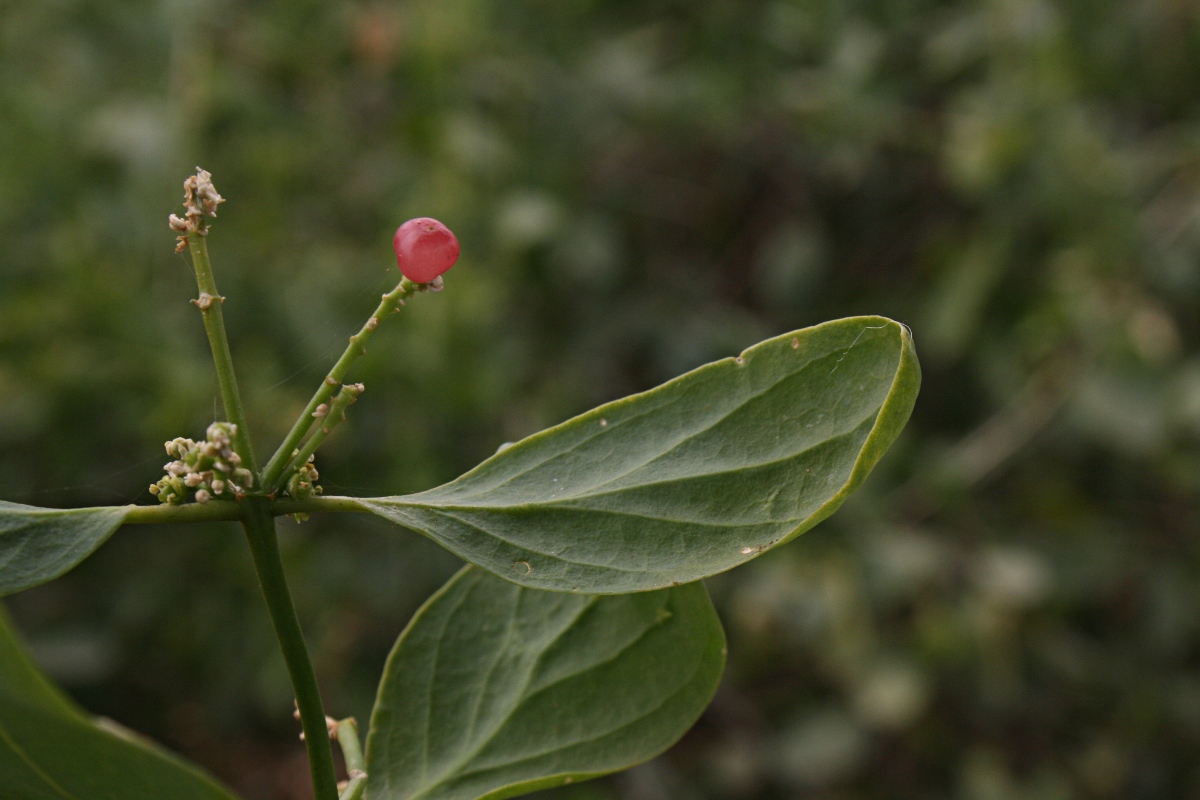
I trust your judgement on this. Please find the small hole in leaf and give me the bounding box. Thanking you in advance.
[791,338,800,349]
[514,560,532,575]
[599,418,608,427]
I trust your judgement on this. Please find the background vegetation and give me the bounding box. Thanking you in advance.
[3,0,1200,797]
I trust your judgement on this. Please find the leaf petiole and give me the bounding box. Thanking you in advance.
[112,496,365,526]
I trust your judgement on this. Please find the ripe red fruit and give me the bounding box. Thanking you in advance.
[393,218,460,283]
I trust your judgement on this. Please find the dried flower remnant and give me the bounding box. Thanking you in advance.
[168,167,225,252]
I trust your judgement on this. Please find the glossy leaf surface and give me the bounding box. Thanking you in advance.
[0,502,128,597]
[365,566,725,800]
[0,606,241,800]
[356,316,919,592]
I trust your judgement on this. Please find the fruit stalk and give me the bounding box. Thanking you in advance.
[259,278,417,490]
[276,383,364,487]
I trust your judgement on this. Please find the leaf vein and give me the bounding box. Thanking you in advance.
[0,715,80,800]
[409,597,675,799]
[414,401,878,511]
[451,646,708,781]
[424,344,841,503]
[415,509,651,574]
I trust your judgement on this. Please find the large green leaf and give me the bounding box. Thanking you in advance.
[0,502,129,597]
[354,316,919,592]
[365,566,725,800]
[0,605,241,800]
[0,607,79,720]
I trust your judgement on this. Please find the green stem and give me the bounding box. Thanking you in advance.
[123,502,243,524]
[260,277,419,491]
[277,383,363,487]
[185,232,259,480]
[240,497,338,800]
[273,496,368,516]
[336,717,365,774]
[118,495,368,525]
[339,776,367,800]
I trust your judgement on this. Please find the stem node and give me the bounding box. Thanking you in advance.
[191,292,224,311]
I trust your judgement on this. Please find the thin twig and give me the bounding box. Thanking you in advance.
[259,278,420,490]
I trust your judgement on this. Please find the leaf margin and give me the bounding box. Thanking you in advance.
[0,501,132,597]
[0,603,243,800]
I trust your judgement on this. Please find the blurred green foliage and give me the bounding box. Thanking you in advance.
[3,0,1200,797]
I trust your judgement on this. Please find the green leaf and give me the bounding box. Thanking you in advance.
[0,605,241,800]
[365,566,725,800]
[354,316,919,592]
[0,606,79,721]
[0,502,129,597]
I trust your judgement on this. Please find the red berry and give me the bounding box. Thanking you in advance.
[393,218,460,283]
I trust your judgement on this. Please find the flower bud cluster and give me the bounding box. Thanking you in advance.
[284,454,323,522]
[149,422,253,505]
[168,167,225,253]
[287,456,322,501]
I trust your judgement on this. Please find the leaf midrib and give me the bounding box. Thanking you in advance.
[412,509,651,573]
[458,587,523,747]
[387,410,877,517]
[415,642,705,800]
[417,585,473,787]
[415,337,860,504]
